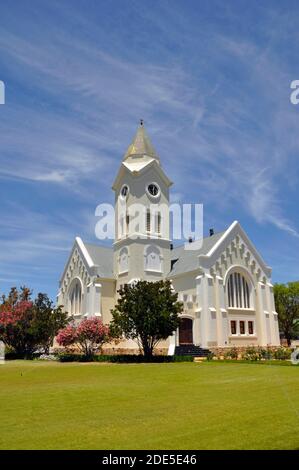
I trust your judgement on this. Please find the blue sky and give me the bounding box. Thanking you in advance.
[0,0,299,301]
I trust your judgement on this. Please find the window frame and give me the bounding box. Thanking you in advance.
[230,320,237,335]
[69,279,82,316]
[239,320,245,335]
[227,271,251,309]
[248,320,254,335]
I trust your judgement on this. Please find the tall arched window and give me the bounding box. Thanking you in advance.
[227,272,250,308]
[69,279,82,315]
[144,245,162,272]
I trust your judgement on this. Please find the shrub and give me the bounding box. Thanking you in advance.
[57,317,111,356]
[243,346,262,361]
[56,353,194,363]
[273,347,292,360]
[38,354,57,361]
[206,352,215,361]
[224,347,238,359]
[56,353,91,362]
[4,351,40,360]
[260,347,273,360]
[238,346,291,361]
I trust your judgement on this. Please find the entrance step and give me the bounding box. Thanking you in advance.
[175,344,212,357]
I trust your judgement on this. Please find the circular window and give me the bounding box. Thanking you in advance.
[120,184,129,199]
[147,182,160,198]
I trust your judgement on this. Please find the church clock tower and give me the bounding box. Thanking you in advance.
[112,121,173,289]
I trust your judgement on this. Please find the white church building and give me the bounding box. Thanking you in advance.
[57,122,280,354]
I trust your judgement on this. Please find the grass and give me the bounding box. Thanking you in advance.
[0,360,299,450]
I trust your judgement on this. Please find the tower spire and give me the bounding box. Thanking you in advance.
[123,121,160,162]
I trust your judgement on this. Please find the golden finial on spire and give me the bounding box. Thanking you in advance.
[140,118,144,126]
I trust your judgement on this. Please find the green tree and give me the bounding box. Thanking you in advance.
[110,280,183,358]
[31,293,69,353]
[274,281,299,346]
[0,287,69,356]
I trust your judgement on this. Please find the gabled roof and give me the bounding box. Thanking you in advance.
[169,221,272,278]
[169,231,225,277]
[84,242,114,279]
[60,237,115,284]
[198,221,271,275]
[60,237,114,282]
[112,156,172,190]
[123,122,160,162]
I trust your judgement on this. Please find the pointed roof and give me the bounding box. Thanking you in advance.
[123,120,160,162]
[113,120,171,190]
[168,231,226,277]
[167,221,272,278]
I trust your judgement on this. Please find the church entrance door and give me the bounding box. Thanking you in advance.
[179,318,193,345]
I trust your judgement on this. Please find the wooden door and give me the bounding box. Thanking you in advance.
[179,318,193,345]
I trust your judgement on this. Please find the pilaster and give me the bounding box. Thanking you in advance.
[256,281,268,346]
[196,272,215,348]
[87,281,102,317]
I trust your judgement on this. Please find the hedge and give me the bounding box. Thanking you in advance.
[4,351,41,360]
[222,346,292,361]
[56,353,194,363]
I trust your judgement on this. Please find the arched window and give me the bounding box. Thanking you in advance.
[227,272,250,308]
[144,245,162,272]
[69,279,82,315]
[119,247,129,273]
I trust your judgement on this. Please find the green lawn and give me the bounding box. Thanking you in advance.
[0,360,299,449]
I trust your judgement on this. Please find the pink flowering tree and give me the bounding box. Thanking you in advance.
[0,300,34,354]
[57,317,111,356]
[0,287,68,356]
[56,324,77,349]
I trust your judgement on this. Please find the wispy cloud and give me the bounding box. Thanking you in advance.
[0,0,299,297]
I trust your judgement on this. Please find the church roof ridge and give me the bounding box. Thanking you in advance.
[171,230,226,252]
[84,241,113,251]
[168,230,227,277]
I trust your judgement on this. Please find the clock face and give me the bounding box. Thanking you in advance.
[120,184,129,198]
[147,183,160,197]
